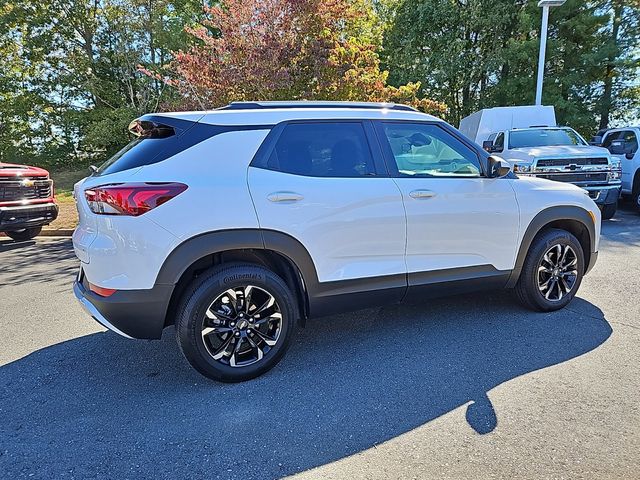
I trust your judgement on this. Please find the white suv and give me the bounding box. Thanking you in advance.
[72,101,601,382]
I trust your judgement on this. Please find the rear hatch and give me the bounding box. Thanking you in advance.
[72,113,205,263]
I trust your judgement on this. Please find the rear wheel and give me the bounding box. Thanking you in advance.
[600,202,617,220]
[175,263,297,382]
[5,226,42,241]
[515,228,584,312]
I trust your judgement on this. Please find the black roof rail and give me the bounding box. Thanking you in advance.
[218,101,418,112]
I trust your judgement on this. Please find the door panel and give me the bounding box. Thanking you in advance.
[375,121,520,276]
[248,121,407,285]
[394,176,520,273]
[249,167,406,283]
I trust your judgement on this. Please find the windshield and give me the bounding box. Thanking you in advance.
[509,128,586,149]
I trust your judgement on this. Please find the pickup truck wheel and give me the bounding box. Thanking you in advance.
[515,228,584,312]
[633,187,640,213]
[175,263,296,382]
[5,226,42,241]
[600,203,617,220]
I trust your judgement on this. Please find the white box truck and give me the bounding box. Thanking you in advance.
[459,105,622,219]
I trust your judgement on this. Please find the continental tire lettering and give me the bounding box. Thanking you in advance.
[223,273,264,283]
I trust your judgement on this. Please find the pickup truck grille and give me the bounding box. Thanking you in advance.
[536,172,608,183]
[536,157,608,167]
[0,178,52,203]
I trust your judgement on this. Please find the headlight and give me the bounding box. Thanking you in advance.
[513,163,532,173]
[609,158,622,180]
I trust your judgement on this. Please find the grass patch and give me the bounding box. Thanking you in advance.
[48,200,78,230]
[43,168,89,230]
[51,168,89,199]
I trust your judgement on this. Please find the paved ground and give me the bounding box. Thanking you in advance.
[1,206,639,480]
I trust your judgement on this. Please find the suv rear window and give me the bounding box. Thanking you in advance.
[265,122,375,177]
[95,115,228,176]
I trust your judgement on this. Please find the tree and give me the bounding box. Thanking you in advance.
[383,0,529,125]
[598,0,640,129]
[0,0,204,168]
[166,0,445,114]
[382,0,639,134]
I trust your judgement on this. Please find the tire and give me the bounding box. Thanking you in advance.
[600,203,617,220]
[633,185,640,214]
[175,263,297,382]
[514,228,585,312]
[5,226,42,241]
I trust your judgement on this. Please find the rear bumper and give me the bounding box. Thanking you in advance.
[0,202,58,230]
[73,269,173,339]
[584,185,621,206]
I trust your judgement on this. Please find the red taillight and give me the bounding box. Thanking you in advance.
[88,282,117,297]
[84,182,187,216]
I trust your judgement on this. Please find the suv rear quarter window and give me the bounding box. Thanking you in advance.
[94,115,240,176]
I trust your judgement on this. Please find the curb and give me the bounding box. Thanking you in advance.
[0,229,74,239]
[40,229,74,237]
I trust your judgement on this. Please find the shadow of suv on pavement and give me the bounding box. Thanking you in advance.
[0,293,611,479]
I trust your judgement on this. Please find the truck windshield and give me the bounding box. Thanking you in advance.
[509,128,586,149]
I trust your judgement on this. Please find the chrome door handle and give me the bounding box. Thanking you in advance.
[409,190,437,199]
[267,192,304,202]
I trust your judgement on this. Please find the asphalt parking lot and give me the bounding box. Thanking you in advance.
[1,207,639,480]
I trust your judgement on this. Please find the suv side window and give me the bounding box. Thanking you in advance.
[265,122,375,177]
[378,122,481,177]
[494,132,505,151]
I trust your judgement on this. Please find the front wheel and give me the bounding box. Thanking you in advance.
[175,263,297,382]
[5,226,42,241]
[515,228,585,312]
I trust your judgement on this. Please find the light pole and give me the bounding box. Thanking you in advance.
[535,0,566,105]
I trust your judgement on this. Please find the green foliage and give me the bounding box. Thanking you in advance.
[0,0,638,169]
[0,0,205,169]
[383,0,640,135]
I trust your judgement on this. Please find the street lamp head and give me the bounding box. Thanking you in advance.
[537,0,566,7]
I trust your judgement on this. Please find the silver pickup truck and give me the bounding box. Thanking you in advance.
[481,126,622,219]
[460,107,623,220]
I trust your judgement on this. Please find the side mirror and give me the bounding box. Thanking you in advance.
[487,155,512,178]
[482,140,494,153]
[627,152,634,160]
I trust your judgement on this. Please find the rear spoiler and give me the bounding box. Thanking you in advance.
[128,119,175,139]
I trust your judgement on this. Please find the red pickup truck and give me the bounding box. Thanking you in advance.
[0,162,58,241]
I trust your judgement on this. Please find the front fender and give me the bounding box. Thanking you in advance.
[506,206,597,288]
